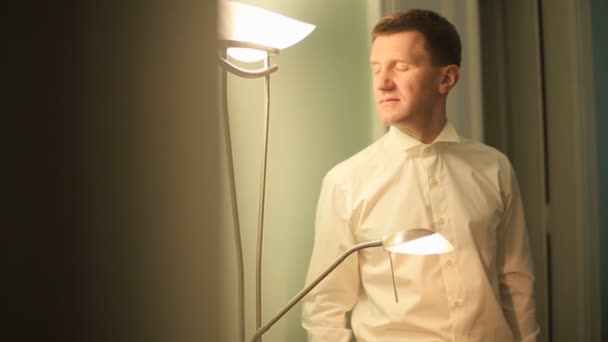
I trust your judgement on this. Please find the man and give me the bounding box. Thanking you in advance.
[302,9,539,342]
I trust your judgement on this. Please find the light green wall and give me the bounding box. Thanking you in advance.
[220,1,375,341]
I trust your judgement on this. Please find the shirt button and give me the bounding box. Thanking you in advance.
[429,177,438,187]
[446,259,454,266]
[438,217,446,225]
[425,146,434,153]
[454,300,462,307]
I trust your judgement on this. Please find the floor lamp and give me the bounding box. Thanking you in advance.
[218,2,315,342]
[250,228,455,342]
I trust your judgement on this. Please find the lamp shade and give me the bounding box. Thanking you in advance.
[218,1,316,62]
[383,228,454,255]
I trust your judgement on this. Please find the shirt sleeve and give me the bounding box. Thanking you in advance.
[302,172,360,342]
[497,165,540,341]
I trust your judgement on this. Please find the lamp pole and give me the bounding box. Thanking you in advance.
[218,41,279,342]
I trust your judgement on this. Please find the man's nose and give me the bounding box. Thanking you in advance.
[375,70,394,91]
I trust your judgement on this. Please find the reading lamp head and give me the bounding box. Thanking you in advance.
[382,228,454,255]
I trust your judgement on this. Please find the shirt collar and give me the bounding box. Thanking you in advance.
[386,121,461,152]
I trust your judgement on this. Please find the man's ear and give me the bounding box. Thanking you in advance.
[438,65,460,95]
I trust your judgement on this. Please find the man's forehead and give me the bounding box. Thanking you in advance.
[370,31,428,61]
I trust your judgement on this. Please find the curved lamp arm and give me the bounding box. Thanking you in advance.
[217,56,279,78]
[218,39,279,78]
[249,239,382,342]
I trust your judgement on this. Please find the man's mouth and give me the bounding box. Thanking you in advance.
[380,98,399,104]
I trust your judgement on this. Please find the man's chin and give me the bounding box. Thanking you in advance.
[379,114,407,126]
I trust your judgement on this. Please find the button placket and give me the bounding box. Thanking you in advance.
[424,146,466,335]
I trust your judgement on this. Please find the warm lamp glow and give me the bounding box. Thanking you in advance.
[385,232,454,255]
[218,1,316,62]
[226,47,268,64]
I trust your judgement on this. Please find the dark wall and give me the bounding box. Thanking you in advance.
[7,1,220,341]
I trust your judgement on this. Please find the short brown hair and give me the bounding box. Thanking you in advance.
[372,9,461,67]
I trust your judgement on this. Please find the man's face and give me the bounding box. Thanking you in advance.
[370,31,444,128]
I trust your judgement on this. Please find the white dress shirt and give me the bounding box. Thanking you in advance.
[302,122,539,342]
